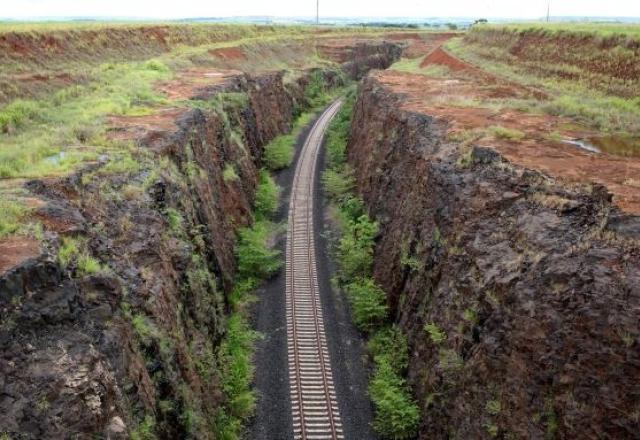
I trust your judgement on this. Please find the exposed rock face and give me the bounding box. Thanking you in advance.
[0,35,402,436]
[347,75,640,439]
[340,42,404,79]
[0,68,339,439]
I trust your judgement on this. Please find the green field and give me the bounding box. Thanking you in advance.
[478,22,640,39]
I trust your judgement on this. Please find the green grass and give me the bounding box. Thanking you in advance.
[488,125,526,141]
[0,199,28,239]
[446,29,640,134]
[390,57,451,77]
[77,253,103,275]
[480,22,640,39]
[223,164,240,182]
[58,237,80,267]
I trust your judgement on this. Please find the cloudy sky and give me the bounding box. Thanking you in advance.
[3,0,639,19]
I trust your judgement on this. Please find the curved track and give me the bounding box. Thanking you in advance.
[286,99,344,440]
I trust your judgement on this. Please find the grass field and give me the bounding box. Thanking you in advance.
[479,22,640,39]
[445,24,640,134]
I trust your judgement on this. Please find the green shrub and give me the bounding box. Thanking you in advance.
[368,327,420,439]
[325,95,420,439]
[214,307,259,439]
[305,70,329,107]
[235,221,281,279]
[337,213,378,281]
[325,90,355,168]
[130,414,157,440]
[263,134,295,170]
[344,278,388,332]
[323,166,356,200]
[254,169,280,219]
[424,322,447,344]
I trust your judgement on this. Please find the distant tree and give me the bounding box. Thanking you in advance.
[473,18,489,25]
[446,23,458,30]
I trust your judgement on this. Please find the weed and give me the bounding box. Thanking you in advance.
[222,164,239,182]
[0,100,39,133]
[322,166,356,200]
[235,221,281,280]
[77,253,102,275]
[484,422,499,438]
[254,169,280,220]
[144,59,168,72]
[489,125,525,141]
[337,212,378,281]
[58,237,80,267]
[456,147,475,168]
[130,414,157,440]
[438,348,464,372]
[165,208,184,235]
[100,152,142,176]
[486,399,502,416]
[0,199,28,239]
[131,313,157,345]
[368,327,420,439]
[424,322,447,344]
[344,278,388,332]
[463,307,478,324]
[263,133,295,170]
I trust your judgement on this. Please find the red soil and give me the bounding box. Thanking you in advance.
[209,47,246,60]
[420,46,472,71]
[375,64,640,214]
[0,236,40,273]
[156,68,243,101]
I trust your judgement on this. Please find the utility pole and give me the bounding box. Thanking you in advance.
[546,0,551,22]
[316,0,319,25]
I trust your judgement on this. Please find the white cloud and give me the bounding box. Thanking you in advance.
[3,0,640,19]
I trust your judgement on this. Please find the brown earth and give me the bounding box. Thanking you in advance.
[208,46,247,60]
[384,48,640,214]
[420,46,473,71]
[0,236,40,273]
[464,27,640,97]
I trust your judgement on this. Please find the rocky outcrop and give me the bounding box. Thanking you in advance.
[347,75,640,439]
[0,68,342,439]
[340,41,404,79]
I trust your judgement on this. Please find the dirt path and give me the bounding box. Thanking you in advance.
[249,102,377,439]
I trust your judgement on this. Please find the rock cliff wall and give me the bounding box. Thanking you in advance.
[347,75,640,439]
[0,68,335,439]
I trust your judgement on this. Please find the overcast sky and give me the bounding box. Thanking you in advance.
[3,0,640,19]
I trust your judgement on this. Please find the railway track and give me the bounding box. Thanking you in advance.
[286,99,344,440]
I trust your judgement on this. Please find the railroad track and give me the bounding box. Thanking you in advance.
[286,99,344,440]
